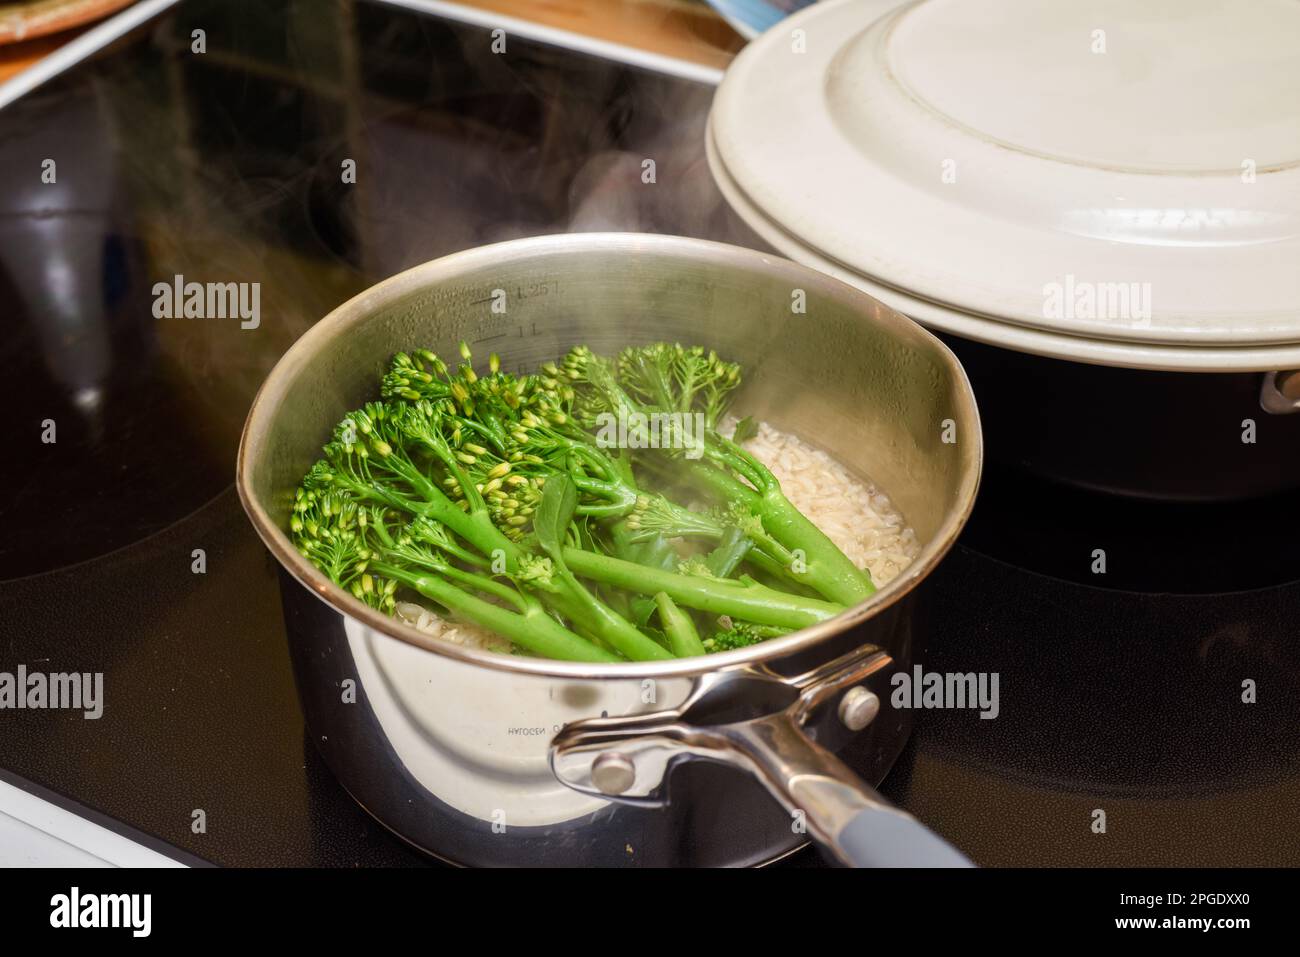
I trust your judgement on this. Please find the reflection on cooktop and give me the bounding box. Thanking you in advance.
[962,463,1300,593]
[0,0,734,579]
[919,547,1300,797]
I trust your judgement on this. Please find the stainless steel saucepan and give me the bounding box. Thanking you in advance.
[236,233,982,867]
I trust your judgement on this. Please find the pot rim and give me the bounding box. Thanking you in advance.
[235,232,983,680]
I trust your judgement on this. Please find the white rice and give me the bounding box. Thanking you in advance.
[397,420,919,654]
[395,600,515,655]
[739,420,919,587]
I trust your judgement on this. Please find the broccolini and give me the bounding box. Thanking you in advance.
[290,341,875,662]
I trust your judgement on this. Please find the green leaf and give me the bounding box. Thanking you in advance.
[705,525,753,578]
[575,516,597,552]
[534,474,578,557]
[732,416,758,444]
[631,596,658,628]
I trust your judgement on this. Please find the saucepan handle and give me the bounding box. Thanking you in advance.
[721,713,973,868]
[549,644,970,867]
[1260,370,1300,414]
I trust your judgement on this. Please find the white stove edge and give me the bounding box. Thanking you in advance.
[0,0,723,112]
[0,779,187,868]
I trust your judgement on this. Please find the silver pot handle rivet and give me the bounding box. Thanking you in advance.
[838,687,881,731]
[591,752,637,795]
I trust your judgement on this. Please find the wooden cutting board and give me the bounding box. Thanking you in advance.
[0,0,139,83]
[0,0,744,85]
[447,0,743,68]
[0,0,135,44]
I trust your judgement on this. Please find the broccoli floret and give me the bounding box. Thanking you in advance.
[701,616,793,653]
[703,622,765,653]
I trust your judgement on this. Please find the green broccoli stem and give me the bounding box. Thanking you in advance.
[370,473,666,659]
[605,521,676,628]
[704,525,752,578]
[638,455,874,605]
[632,431,755,499]
[548,564,675,661]
[734,542,809,589]
[571,475,638,517]
[561,547,844,630]
[340,455,504,564]
[432,514,672,661]
[370,562,619,663]
[362,450,518,571]
[755,489,876,604]
[568,346,873,605]
[421,511,667,660]
[654,592,706,657]
[709,435,876,605]
[415,556,528,612]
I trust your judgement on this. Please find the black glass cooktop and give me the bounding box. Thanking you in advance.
[1,0,1297,867]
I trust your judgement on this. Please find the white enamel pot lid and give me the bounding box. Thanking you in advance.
[710,0,1300,368]
[709,118,1300,371]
